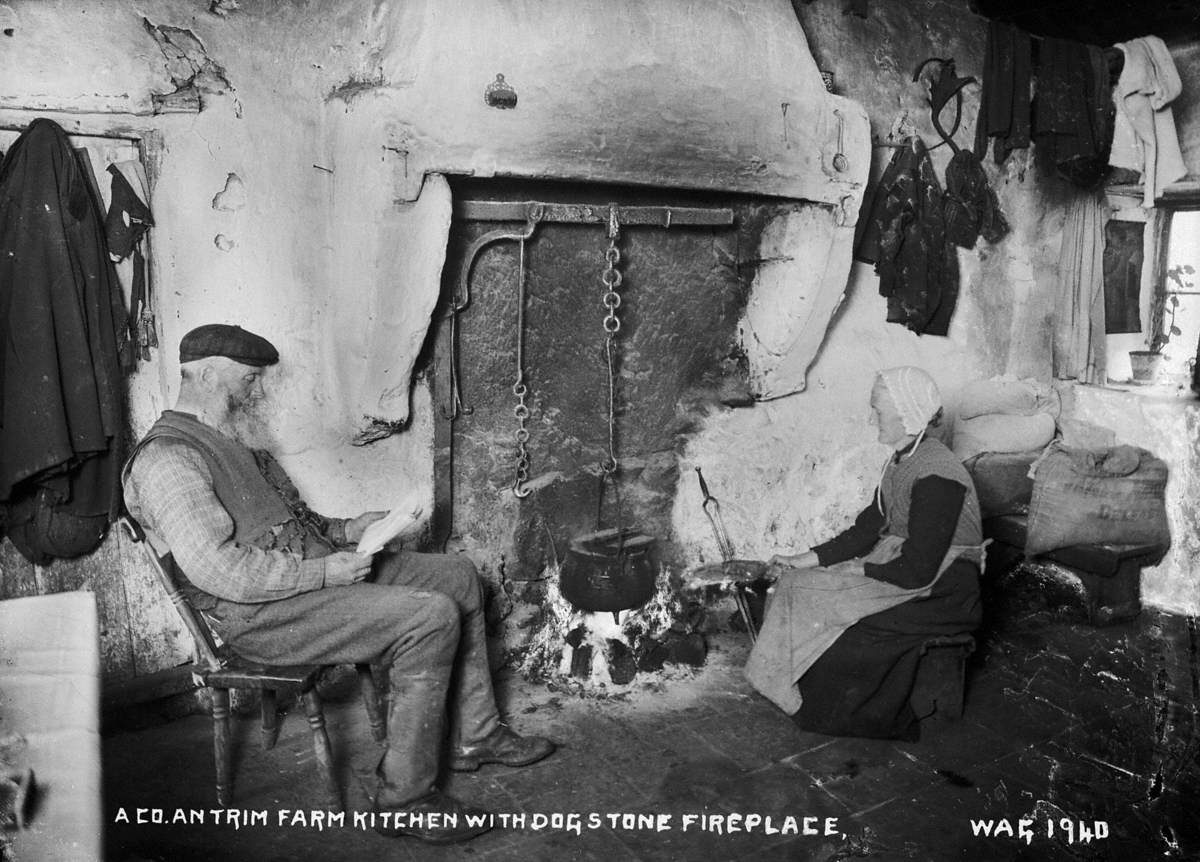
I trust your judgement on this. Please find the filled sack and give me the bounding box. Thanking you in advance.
[952,412,1056,462]
[955,378,1060,421]
[965,451,1039,518]
[1056,418,1117,450]
[1025,443,1170,556]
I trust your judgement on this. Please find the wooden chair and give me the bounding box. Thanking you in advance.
[120,516,386,810]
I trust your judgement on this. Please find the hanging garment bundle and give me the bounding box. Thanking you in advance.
[105,161,156,363]
[1032,39,1115,189]
[1109,36,1188,207]
[974,20,1032,165]
[974,20,1122,189]
[943,149,1010,248]
[855,137,960,336]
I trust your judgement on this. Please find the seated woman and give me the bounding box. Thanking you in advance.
[745,366,984,740]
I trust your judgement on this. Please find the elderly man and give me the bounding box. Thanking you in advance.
[122,324,554,845]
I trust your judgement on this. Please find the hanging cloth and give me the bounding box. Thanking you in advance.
[0,118,126,562]
[104,162,152,259]
[1053,191,1109,384]
[1033,39,1113,188]
[973,20,1032,165]
[1109,36,1187,207]
[1032,38,1093,164]
[944,149,1010,248]
[1070,44,1117,188]
[105,161,156,363]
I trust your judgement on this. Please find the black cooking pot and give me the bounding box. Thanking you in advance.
[560,527,657,616]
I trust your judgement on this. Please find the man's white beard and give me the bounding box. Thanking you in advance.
[221,395,273,449]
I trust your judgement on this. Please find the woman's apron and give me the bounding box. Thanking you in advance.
[744,534,986,715]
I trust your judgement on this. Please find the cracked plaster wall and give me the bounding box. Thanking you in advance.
[0,0,876,669]
[0,1,868,525]
[321,0,870,435]
[0,1,446,514]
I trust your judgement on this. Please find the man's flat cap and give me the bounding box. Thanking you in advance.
[179,324,279,366]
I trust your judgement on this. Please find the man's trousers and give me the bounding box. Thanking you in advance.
[207,551,501,803]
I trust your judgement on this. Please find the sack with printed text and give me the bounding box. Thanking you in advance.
[1024,443,1170,557]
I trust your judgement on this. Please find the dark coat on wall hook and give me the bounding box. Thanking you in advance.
[0,118,126,562]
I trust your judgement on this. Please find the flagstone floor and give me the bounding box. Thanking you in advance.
[102,568,1200,861]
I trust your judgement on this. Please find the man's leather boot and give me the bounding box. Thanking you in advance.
[373,669,491,843]
[449,724,557,772]
[373,769,491,844]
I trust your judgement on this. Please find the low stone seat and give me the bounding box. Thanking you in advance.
[984,514,1167,625]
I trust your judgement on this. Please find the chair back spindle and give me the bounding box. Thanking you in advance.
[120,516,225,673]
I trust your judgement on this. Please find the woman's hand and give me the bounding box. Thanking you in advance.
[345,511,387,544]
[768,550,818,569]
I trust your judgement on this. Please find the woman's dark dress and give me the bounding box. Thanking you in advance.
[794,441,983,740]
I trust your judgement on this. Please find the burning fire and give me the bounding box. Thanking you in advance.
[515,562,699,688]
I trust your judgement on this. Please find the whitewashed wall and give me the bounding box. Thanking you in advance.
[7,0,1187,673]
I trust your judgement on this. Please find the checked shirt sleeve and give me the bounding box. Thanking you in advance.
[125,439,327,602]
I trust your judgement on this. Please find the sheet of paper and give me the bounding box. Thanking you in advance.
[356,505,423,555]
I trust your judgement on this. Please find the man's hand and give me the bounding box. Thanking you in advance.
[768,550,818,570]
[324,551,375,587]
[345,511,387,544]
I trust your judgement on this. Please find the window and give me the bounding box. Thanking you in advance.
[1102,194,1200,387]
[1102,201,1152,383]
[1155,208,1200,380]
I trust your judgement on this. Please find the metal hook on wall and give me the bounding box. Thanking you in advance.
[443,215,541,421]
[911,56,976,155]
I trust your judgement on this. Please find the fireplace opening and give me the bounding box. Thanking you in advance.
[429,178,790,568]
[424,177,799,684]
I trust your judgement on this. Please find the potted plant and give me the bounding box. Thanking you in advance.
[1130,264,1192,382]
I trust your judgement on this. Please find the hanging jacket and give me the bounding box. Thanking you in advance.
[855,138,959,336]
[0,118,126,562]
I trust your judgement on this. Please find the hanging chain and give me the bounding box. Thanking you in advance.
[596,204,629,538]
[600,207,622,478]
[512,237,533,498]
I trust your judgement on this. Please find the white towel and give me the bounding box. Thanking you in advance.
[1110,36,1188,207]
